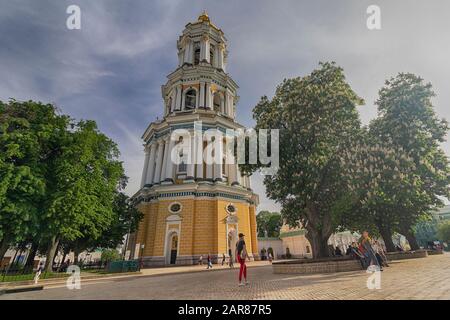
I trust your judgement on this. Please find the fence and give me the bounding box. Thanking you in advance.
[0,266,68,283]
[106,259,140,273]
[1,259,140,283]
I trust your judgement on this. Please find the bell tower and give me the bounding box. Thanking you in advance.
[162,11,237,119]
[131,13,259,266]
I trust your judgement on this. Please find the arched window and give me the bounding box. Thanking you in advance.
[194,43,200,65]
[185,89,196,109]
[222,157,226,175]
[210,44,215,66]
[178,151,187,173]
[213,92,222,112]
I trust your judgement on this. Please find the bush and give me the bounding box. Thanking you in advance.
[438,222,450,243]
[101,249,121,264]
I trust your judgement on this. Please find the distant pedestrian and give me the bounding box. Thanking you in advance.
[34,263,43,284]
[222,253,226,266]
[236,233,248,286]
[206,253,213,269]
[228,249,234,268]
[268,251,273,263]
[373,240,389,267]
[198,255,203,265]
[358,231,380,270]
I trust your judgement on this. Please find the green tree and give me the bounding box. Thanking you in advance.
[41,119,124,271]
[0,100,125,271]
[256,211,282,237]
[437,221,450,244]
[341,130,424,251]
[241,62,364,258]
[59,191,142,262]
[370,73,450,249]
[0,100,59,261]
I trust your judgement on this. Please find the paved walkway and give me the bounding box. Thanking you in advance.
[1,254,449,300]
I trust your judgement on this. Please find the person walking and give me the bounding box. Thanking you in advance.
[359,231,381,270]
[236,233,248,286]
[34,263,43,284]
[373,240,389,267]
[198,255,203,266]
[268,251,273,264]
[221,253,226,266]
[206,253,213,269]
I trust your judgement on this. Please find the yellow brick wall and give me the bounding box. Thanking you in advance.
[192,199,217,254]
[136,198,257,258]
[249,205,258,254]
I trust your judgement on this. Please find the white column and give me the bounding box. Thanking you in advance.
[160,136,170,181]
[224,92,232,116]
[245,176,250,189]
[205,83,211,109]
[187,134,196,180]
[218,43,224,69]
[164,135,176,183]
[183,40,191,64]
[145,143,157,185]
[201,35,209,62]
[140,147,150,188]
[196,140,204,180]
[153,140,165,183]
[213,137,223,182]
[170,90,176,112]
[229,163,238,186]
[181,90,186,111]
[236,165,242,186]
[206,140,213,181]
[175,85,182,110]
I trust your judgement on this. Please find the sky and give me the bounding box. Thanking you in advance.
[1,0,450,212]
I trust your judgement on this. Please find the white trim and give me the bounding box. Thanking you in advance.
[164,218,181,265]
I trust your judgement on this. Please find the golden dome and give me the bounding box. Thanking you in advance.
[198,10,210,23]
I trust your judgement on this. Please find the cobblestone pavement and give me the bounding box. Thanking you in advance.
[2,254,449,300]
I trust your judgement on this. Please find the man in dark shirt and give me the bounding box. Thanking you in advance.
[235,233,248,286]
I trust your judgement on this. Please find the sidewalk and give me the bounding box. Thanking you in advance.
[0,260,270,293]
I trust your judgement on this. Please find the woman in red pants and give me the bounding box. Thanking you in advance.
[235,233,249,286]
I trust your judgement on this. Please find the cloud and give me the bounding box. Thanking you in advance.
[1,0,450,212]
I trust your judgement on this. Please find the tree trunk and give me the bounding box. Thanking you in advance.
[306,228,331,259]
[377,224,396,252]
[0,237,10,263]
[44,236,60,273]
[25,242,39,268]
[400,226,420,251]
[52,244,60,266]
[74,250,80,265]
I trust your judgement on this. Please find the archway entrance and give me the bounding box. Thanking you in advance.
[169,234,178,265]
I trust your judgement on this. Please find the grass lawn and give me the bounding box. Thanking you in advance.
[0,272,69,283]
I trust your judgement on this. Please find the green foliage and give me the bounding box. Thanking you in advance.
[0,99,130,263]
[256,210,282,237]
[340,73,450,250]
[242,62,364,257]
[437,221,450,243]
[100,248,121,264]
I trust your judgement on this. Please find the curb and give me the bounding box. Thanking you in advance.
[0,285,44,295]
